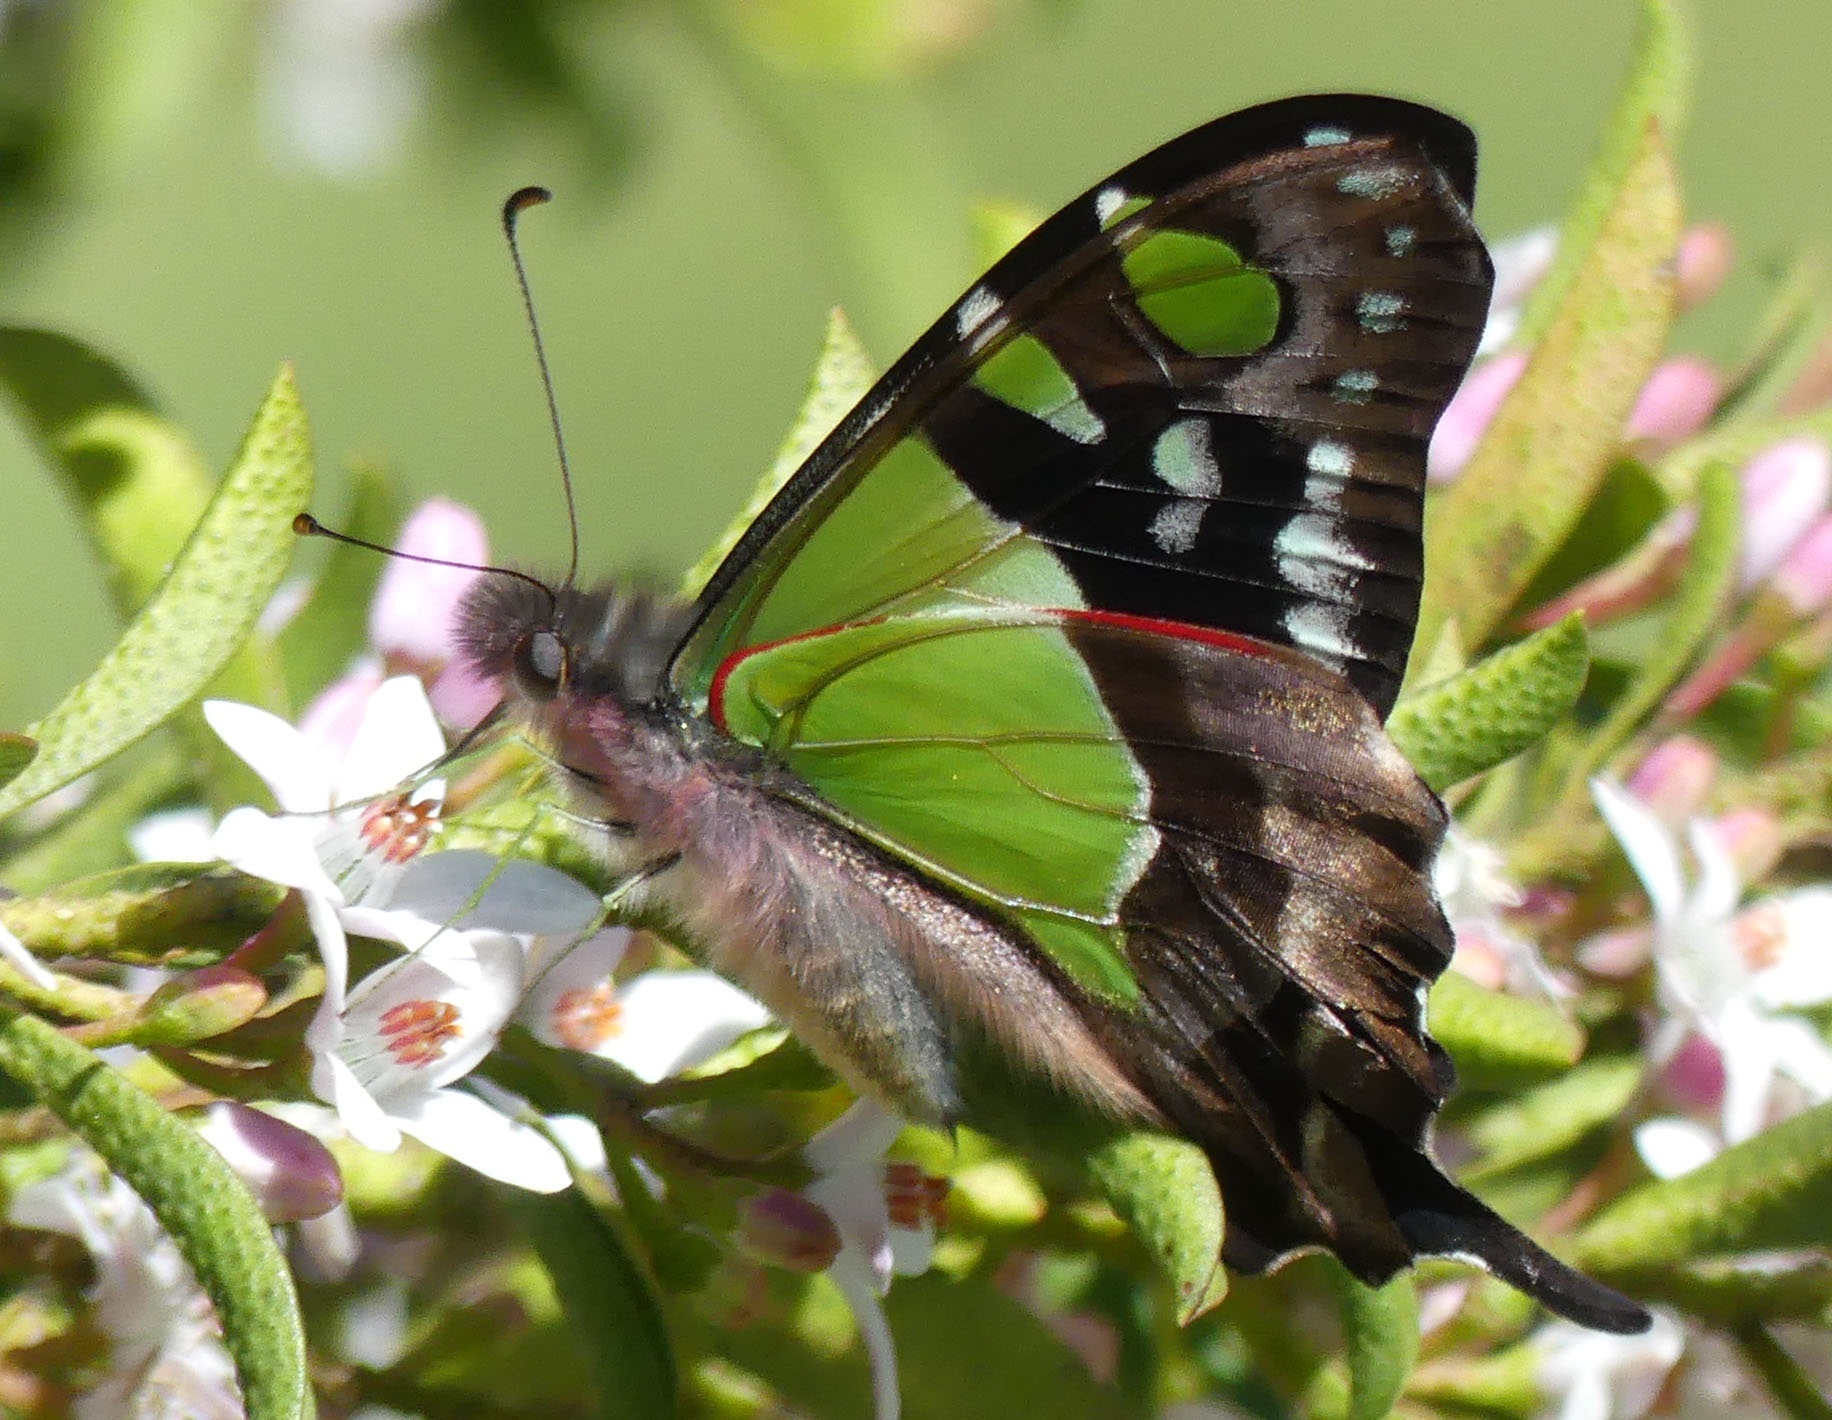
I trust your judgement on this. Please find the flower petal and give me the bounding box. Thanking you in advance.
[390,1088,571,1192]
[1633,1117,1720,1179]
[315,1052,402,1153]
[1592,779,1685,923]
[594,971,772,1083]
[213,807,345,902]
[336,675,446,804]
[805,1099,906,1174]
[204,699,333,813]
[389,849,602,935]
[827,1248,903,1420]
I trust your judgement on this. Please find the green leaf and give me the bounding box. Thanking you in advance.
[1389,615,1589,792]
[501,1185,677,1420]
[1573,1100,1832,1272]
[1417,119,1680,660]
[0,365,313,820]
[1088,1130,1227,1323]
[1734,1322,1832,1420]
[0,325,207,616]
[884,1272,1138,1420]
[1426,972,1585,1091]
[0,733,36,789]
[0,863,284,966]
[681,308,876,597]
[0,1007,310,1420]
[1464,1056,1644,1179]
[1332,1271,1419,1420]
[1514,0,1690,349]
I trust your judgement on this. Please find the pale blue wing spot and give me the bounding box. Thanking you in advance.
[1384,224,1418,257]
[1303,125,1352,147]
[1151,418,1223,497]
[1306,439,1355,478]
[1357,290,1408,334]
[1337,164,1409,200]
[1333,369,1379,405]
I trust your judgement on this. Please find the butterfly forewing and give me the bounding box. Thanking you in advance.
[671,94,1493,716]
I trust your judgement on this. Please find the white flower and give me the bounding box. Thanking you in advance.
[803,1101,943,1420]
[9,1154,240,1420]
[1593,779,1832,1156]
[1435,827,1566,999]
[310,911,570,1192]
[520,928,772,1082]
[1533,1311,1685,1420]
[207,675,603,1189]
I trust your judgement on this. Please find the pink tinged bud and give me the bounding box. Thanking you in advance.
[1675,222,1733,310]
[1710,808,1784,884]
[737,1189,843,1273]
[1739,438,1832,589]
[1624,357,1721,449]
[198,1102,345,1223]
[1769,513,1832,615]
[1659,1034,1727,1115]
[368,498,489,666]
[1624,736,1718,826]
[1427,351,1527,483]
[428,659,502,733]
[1576,924,1652,978]
[297,665,386,757]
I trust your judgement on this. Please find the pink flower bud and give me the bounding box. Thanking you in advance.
[736,1188,843,1273]
[1710,807,1784,883]
[1769,512,1832,615]
[369,499,490,667]
[197,1102,345,1223]
[296,664,385,757]
[1428,351,1527,483]
[1624,736,1718,826]
[1658,1034,1726,1114]
[1739,438,1832,589]
[1624,357,1720,449]
[429,659,502,733]
[1675,222,1733,310]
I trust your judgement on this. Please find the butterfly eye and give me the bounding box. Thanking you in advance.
[511,629,567,702]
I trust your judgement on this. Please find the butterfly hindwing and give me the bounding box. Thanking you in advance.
[671,93,1493,717]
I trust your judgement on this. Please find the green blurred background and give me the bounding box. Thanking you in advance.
[0,0,1826,729]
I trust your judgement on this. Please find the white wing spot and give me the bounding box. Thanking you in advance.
[1306,440,1354,478]
[956,284,1002,340]
[1357,290,1407,334]
[1385,224,1417,257]
[1283,600,1360,663]
[1337,164,1409,201]
[1148,500,1205,555]
[1151,419,1222,497]
[1333,369,1378,404]
[1094,184,1131,226]
[1304,125,1352,147]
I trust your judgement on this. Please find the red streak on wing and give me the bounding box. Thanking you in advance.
[1059,607,1271,657]
[707,607,1272,733]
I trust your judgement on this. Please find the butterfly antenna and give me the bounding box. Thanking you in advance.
[292,514,556,608]
[502,186,581,589]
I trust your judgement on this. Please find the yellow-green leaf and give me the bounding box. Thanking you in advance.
[0,366,313,820]
[1417,120,1680,660]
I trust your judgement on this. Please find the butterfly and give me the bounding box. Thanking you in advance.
[456,93,1650,1334]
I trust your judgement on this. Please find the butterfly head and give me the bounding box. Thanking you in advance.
[455,571,693,711]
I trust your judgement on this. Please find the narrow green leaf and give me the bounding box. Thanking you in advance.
[1464,1056,1644,1178]
[1573,1100,1832,1271]
[0,734,36,789]
[0,863,283,966]
[0,366,313,820]
[0,1007,310,1420]
[1088,1130,1228,1323]
[682,308,876,597]
[1333,1271,1419,1420]
[1514,0,1690,349]
[1426,971,1585,1091]
[1389,615,1589,792]
[0,325,208,615]
[1734,1322,1832,1420]
[501,1184,677,1420]
[1417,120,1680,660]
[884,1272,1139,1420]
